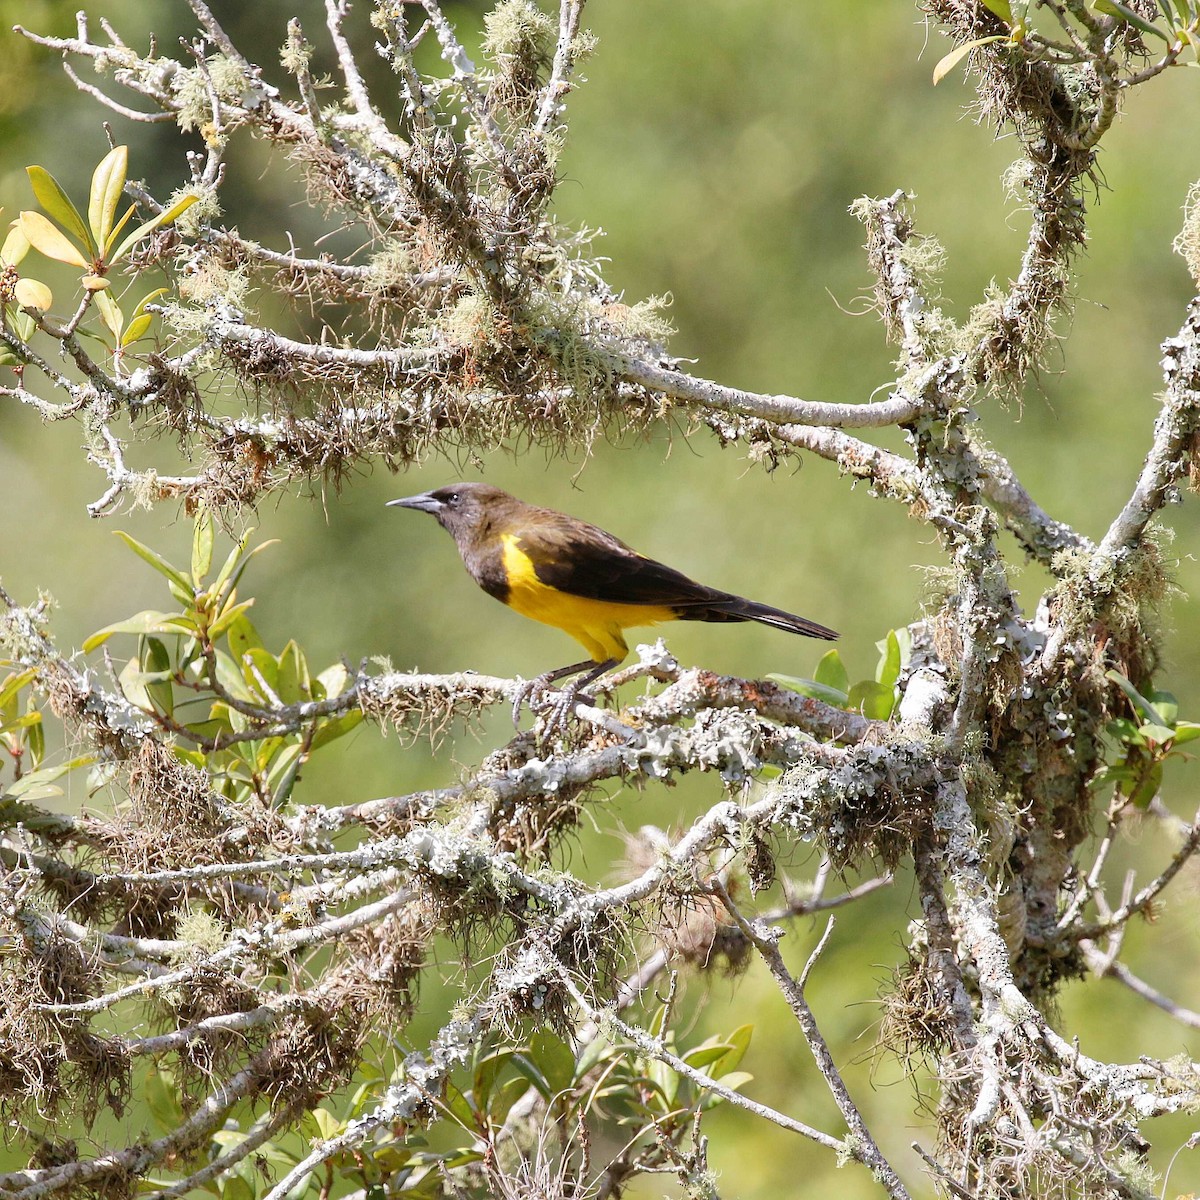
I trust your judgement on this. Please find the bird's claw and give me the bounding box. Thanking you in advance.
[512,675,594,735]
[511,672,560,728]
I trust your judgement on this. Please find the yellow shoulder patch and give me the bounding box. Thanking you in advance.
[499,533,677,663]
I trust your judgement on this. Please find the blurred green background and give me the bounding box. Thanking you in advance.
[1,0,1199,1195]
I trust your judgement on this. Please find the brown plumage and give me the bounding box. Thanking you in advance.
[388,483,837,671]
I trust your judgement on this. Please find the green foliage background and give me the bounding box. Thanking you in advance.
[1,1,1199,1195]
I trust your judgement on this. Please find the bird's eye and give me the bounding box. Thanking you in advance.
[445,492,461,507]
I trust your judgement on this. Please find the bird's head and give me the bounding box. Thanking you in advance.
[387,482,513,544]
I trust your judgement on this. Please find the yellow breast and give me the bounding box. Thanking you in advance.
[500,533,677,663]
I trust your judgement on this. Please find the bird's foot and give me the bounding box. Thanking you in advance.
[538,682,588,738]
[511,672,560,728]
[513,679,592,737]
[511,658,618,730]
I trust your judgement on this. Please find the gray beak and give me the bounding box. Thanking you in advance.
[387,492,441,514]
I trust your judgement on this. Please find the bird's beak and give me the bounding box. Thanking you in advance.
[387,492,441,514]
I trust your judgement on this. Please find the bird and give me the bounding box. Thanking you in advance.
[388,482,837,726]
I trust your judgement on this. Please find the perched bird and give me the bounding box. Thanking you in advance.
[388,482,837,723]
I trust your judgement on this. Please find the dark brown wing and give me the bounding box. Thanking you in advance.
[514,511,719,606]
[514,510,838,640]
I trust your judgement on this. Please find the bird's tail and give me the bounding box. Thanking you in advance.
[681,596,838,641]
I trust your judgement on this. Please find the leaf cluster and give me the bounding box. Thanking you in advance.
[1094,668,1200,809]
[771,628,911,721]
[84,513,362,809]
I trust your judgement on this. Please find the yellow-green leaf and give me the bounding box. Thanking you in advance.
[82,274,110,292]
[120,313,154,347]
[933,35,1007,84]
[104,203,138,259]
[0,667,37,714]
[1091,0,1172,39]
[2,221,30,267]
[83,611,197,653]
[120,287,168,347]
[110,193,198,264]
[112,530,194,593]
[207,597,255,643]
[27,166,95,256]
[94,288,124,341]
[89,146,128,251]
[192,510,214,582]
[13,278,52,311]
[18,211,89,268]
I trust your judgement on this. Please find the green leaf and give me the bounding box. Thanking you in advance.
[276,640,309,704]
[192,510,214,583]
[103,204,138,260]
[1105,717,1141,744]
[309,1106,343,1141]
[113,530,194,595]
[315,662,351,700]
[227,538,279,597]
[767,674,849,706]
[26,703,44,765]
[220,1174,256,1200]
[120,286,168,347]
[208,597,256,644]
[681,1041,735,1070]
[0,667,37,715]
[26,166,95,256]
[109,192,199,264]
[83,611,197,653]
[1128,761,1164,809]
[647,1055,679,1110]
[1149,690,1179,726]
[932,35,1007,85]
[875,629,902,688]
[118,656,155,711]
[141,636,175,716]
[509,1054,554,1102]
[814,649,850,694]
[1092,0,1172,39]
[94,288,123,342]
[211,530,254,598]
[1170,721,1200,745]
[712,1023,752,1077]
[120,313,153,347]
[89,146,128,253]
[11,308,36,341]
[243,647,281,701]
[309,709,364,751]
[488,1074,532,1127]
[847,680,896,720]
[980,0,1013,20]
[4,755,96,800]
[1106,669,1168,727]
[265,741,304,795]
[472,1049,510,1109]
[227,612,264,664]
[18,210,89,268]
[528,1028,576,1094]
[441,1081,477,1129]
[1137,722,1176,745]
[0,711,42,738]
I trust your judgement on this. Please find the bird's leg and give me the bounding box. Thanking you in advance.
[511,658,619,729]
[540,657,622,734]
